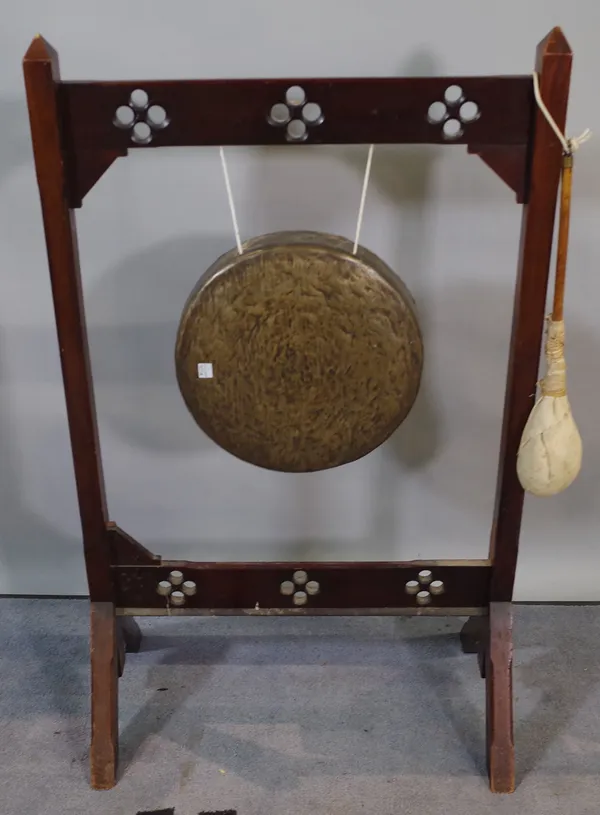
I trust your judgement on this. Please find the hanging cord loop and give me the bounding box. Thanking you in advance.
[219,146,243,255]
[532,71,591,155]
[353,144,375,255]
[219,143,376,256]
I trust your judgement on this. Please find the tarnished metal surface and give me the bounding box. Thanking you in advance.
[175,231,423,471]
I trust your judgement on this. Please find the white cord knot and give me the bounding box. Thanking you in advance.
[532,72,591,156]
[567,128,592,153]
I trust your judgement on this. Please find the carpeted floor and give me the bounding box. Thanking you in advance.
[0,599,599,815]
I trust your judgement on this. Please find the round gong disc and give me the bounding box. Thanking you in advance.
[175,231,423,472]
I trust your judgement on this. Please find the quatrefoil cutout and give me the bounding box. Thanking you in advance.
[427,84,480,141]
[280,570,321,606]
[157,570,197,607]
[405,570,445,606]
[268,85,324,142]
[113,88,170,145]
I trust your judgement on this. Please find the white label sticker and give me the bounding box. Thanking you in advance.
[197,363,214,379]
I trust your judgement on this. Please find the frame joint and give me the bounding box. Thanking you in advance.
[65,148,127,208]
[107,523,161,566]
[467,144,529,203]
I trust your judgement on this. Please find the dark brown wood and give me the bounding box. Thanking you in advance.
[107,523,161,566]
[23,36,112,601]
[61,75,531,153]
[489,27,572,601]
[175,231,423,472]
[552,154,573,321]
[90,602,118,789]
[23,29,574,792]
[67,149,127,208]
[486,602,515,793]
[468,145,529,202]
[113,561,491,610]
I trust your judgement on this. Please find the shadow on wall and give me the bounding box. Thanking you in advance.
[15,248,597,568]
[414,278,600,526]
[73,50,600,563]
[83,228,437,562]
[86,235,234,454]
[83,49,446,560]
[340,50,445,553]
[0,326,84,589]
[0,96,33,189]
[338,140,444,555]
[0,96,86,588]
[84,146,443,467]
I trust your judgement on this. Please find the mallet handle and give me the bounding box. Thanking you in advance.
[552,153,573,322]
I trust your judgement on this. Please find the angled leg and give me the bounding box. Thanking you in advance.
[486,602,514,793]
[91,602,119,789]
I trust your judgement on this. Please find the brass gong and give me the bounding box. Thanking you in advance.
[175,231,423,472]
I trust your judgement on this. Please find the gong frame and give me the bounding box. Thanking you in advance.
[23,27,572,793]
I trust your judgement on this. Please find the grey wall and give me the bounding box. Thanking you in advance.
[0,1,598,599]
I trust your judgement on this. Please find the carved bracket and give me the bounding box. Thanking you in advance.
[66,148,127,208]
[468,144,529,203]
[107,523,161,566]
[66,143,529,209]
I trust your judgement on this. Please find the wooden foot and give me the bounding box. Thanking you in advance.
[90,602,119,790]
[116,617,142,677]
[486,602,515,793]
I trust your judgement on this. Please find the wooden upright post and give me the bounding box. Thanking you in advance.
[490,28,573,598]
[23,35,118,789]
[484,27,572,794]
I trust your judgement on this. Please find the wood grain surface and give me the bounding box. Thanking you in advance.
[175,231,423,471]
[486,602,515,793]
[23,36,113,600]
[90,602,118,789]
[113,561,490,610]
[62,75,531,151]
[489,27,572,600]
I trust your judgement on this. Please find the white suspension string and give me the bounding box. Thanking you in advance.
[219,146,243,254]
[353,144,375,255]
[220,143,375,255]
[219,79,587,258]
[532,71,591,154]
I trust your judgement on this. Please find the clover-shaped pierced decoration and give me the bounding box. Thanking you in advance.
[280,570,320,606]
[268,85,324,142]
[157,570,197,607]
[405,569,445,606]
[426,84,480,141]
[113,88,170,146]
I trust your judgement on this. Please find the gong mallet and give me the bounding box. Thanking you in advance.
[517,152,582,496]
